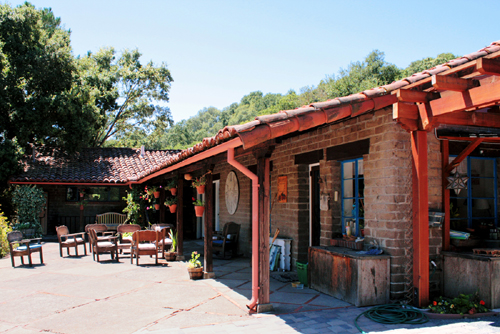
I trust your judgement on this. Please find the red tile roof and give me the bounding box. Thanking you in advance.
[11,147,179,184]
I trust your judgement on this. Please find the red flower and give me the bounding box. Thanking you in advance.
[433,301,437,306]
[192,197,195,201]
[480,300,485,306]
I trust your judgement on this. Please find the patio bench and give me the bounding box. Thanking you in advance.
[95,212,127,231]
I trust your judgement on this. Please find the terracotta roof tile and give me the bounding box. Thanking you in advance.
[11,147,179,184]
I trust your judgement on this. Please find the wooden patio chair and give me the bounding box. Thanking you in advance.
[56,225,87,257]
[130,230,159,266]
[213,222,240,259]
[85,224,114,252]
[88,228,119,262]
[95,212,127,231]
[150,224,174,255]
[116,224,141,254]
[7,231,43,267]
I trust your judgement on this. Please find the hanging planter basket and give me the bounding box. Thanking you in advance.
[169,204,177,213]
[153,191,160,199]
[196,185,205,195]
[154,204,160,210]
[170,187,177,196]
[194,205,204,217]
[187,267,204,280]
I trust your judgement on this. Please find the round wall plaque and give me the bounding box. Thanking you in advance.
[225,171,239,215]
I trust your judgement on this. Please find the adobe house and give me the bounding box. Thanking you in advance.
[137,40,500,312]
[10,40,500,313]
[10,147,179,234]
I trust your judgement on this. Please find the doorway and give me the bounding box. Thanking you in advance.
[309,164,321,246]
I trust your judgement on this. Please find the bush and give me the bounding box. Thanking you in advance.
[0,206,12,258]
[11,185,46,238]
[428,293,489,315]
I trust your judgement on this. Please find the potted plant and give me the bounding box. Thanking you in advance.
[11,185,46,238]
[164,196,178,213]
[186,251,203,279]
[192,197,205,217]
[151,186,161,199]
[166,177,178,196]
[164,229,177,261]
[192,176,206,194]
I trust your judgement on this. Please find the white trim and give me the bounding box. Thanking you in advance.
[214,180,220,232]
[309,163,320,247]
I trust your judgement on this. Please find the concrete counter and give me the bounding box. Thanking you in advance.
[308,246,390,307]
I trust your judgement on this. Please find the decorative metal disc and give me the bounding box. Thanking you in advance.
[225,171,239,215]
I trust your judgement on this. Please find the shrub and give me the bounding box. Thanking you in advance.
[0,206,12,258]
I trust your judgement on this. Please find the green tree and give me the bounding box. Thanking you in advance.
[399,53,457,78]
[81,48,174,147]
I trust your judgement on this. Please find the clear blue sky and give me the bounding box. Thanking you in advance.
[6,0,500,123]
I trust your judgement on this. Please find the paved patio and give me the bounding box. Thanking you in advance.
[1,240,500,334]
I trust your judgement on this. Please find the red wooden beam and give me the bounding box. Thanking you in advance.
[432,75,477,92]
[477,58,500,76]
[435,111,500,128]
[445,138,484,174]
[411,130,429,307]
[417,103,434,131]
[394,102,419,120]
[441,140,450,251]
[204,172,214,277]
[429,79,500,117]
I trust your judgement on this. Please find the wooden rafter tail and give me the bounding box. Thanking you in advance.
[477,58,500,76]
[393,102,419,120]
[431,75,478,92]
[396,89,434,103]
[417,103,434,131]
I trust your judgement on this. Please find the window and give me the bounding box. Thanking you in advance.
[66,186,121,202]
[449,156,497,231]
[341,158,364,237]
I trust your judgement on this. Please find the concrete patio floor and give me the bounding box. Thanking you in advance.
[1,239,500,333]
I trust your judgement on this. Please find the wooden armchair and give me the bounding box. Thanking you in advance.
[130,230,159,266]
[213,222,240,259]
[116,224,141,253]
[150,224,174,255]
[56,225,87,257]
[88,228,119,262]
[7,231,43,267]
[85,224,114,252]
[95,212,127,231]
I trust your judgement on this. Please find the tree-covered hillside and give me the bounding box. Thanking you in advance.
[123,50,456,150]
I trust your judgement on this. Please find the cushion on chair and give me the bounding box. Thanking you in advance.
[137,244,156,251]
[213,240,232,246]
[96,241,115,247]
[16,244,42,251]
[157,238,172,246]
[62,238,85,244]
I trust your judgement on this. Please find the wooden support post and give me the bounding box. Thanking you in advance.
[177,176,184,259]
[411,130,429,307]
[159,187,165,224]
[255,148,272,312]
[204,172,214,278]
[441,140,450,251]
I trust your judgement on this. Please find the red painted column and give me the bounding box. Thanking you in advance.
[411,130,429,307]
[441,140,450,251]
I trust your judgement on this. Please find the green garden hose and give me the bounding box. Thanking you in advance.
[354,304,429,333]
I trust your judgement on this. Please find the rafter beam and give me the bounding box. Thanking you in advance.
[429,79,500,116]
[393,102,418,120]
[477,57,500,76]
[432,75,478,92]
[396,89,437,103]
[435,110,500,128]
[417,103,434,131]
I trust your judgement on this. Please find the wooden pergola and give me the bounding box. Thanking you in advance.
[392,54,500,307]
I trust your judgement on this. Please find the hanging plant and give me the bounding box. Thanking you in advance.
[192,197,205,217]
[164,197,178,213]
[192,176,206,194]
[166,177,178,196]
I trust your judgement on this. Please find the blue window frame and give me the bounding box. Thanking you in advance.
[449,156,497,231]
[341,158,364,237]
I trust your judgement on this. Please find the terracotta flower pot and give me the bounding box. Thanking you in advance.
[170,187,177,196]
[153,191,160,199]
[196,185,205,195]
[154,204,160,210]
[164,251,176,261]
[187,267,204,280]
[194,205,204,217]
[80,205,84,211]
[169,204,177,213]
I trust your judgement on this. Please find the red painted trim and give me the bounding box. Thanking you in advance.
[441,140,450,251]
[9,181,124,186]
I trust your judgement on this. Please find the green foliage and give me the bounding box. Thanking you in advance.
[166,177,178,189]
[399,53,457,79]
[11,185,45,237]
[168,229,177,253]
[0,205,12,258]
[164,196,177,206]
[191,176,206,187]
[192,197,204,206]
[187,251,202,268]
[428,293,489,315]
[122,188,142,226]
